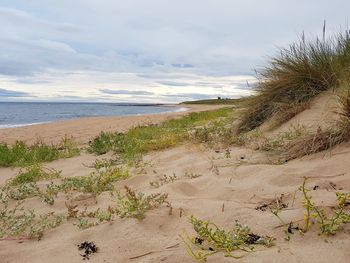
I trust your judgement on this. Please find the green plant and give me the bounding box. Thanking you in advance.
[59,166,129,195]
[0,137,80,167]
[149,174,178,188]
[0,182,57,205]
[184,172,202,179]
[183,216,274,262]
[115,186,171,220]
[0,202,64,240]
[10,164,61,186]
[281,87,350,160]
[299,177,350,235]
[57,135,81,158]
[88,108,234,163]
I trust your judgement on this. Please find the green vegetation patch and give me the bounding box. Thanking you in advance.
[238,31,350,133]
[0,136,80,167]
[10,164,61,186]
[183,216,274,262]
[89,108,235,161]
[59,166,129,195]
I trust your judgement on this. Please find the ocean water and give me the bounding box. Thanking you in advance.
[0,102,186,129]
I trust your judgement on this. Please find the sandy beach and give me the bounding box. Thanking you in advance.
[0,104,223,145]
[0,100,350,263]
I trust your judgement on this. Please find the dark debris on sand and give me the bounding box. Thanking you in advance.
[78,241,98,260]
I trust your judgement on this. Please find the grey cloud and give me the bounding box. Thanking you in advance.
[157,81,191,87]
[100,89,155,96]
[0,88,30,97]
[171,63,194,68]
[0,1,349,101]
[3,1,350,79]
[162,93,218,100]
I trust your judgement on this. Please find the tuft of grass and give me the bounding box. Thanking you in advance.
[280,87,350,161]
[238,30,350,133]
[88,108,234,162]
[183,216,274,262]
[10,164,61,186]
[114,186,171,220]
[0,136,80,167]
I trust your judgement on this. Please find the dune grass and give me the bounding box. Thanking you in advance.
[281,86,350,160]
[0,136,80,167]
[238,31,350,133]
[88,108,235,162]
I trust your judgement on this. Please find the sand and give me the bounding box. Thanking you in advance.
[0,102,350,263]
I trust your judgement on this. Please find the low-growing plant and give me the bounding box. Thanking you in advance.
[0,136,80,167]
[57,135,81,158]
[114,186,171,220]
[0,182,57,205]
[10,164,61,186]
[183,216,274,262]
[58,166,129,195]
[149,174,178,188]
[0,202,64,240]
[88,108,234,163]
[299,177,350,235]
[184,172,202,179]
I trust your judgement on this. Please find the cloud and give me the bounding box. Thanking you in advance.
[0,88,30,97]
[162,93,218,100]
[157,81,192,87]
[100,89,155,96]
[0,1,349,101]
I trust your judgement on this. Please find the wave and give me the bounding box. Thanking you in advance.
[0,121,50,129]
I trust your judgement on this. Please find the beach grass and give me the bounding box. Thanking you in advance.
[238,31,350,133]
[88,107,235,161]
[280,84,350,160]
[0,136,80,167]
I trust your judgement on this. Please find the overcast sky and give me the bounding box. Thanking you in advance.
[0,0,349,103]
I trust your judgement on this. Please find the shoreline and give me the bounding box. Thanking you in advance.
[0,104,189,130]
[0,104,226,145]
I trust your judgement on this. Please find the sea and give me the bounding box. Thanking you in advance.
[0,102,186,129]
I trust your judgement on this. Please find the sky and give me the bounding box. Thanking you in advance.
[0,0,350,103]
